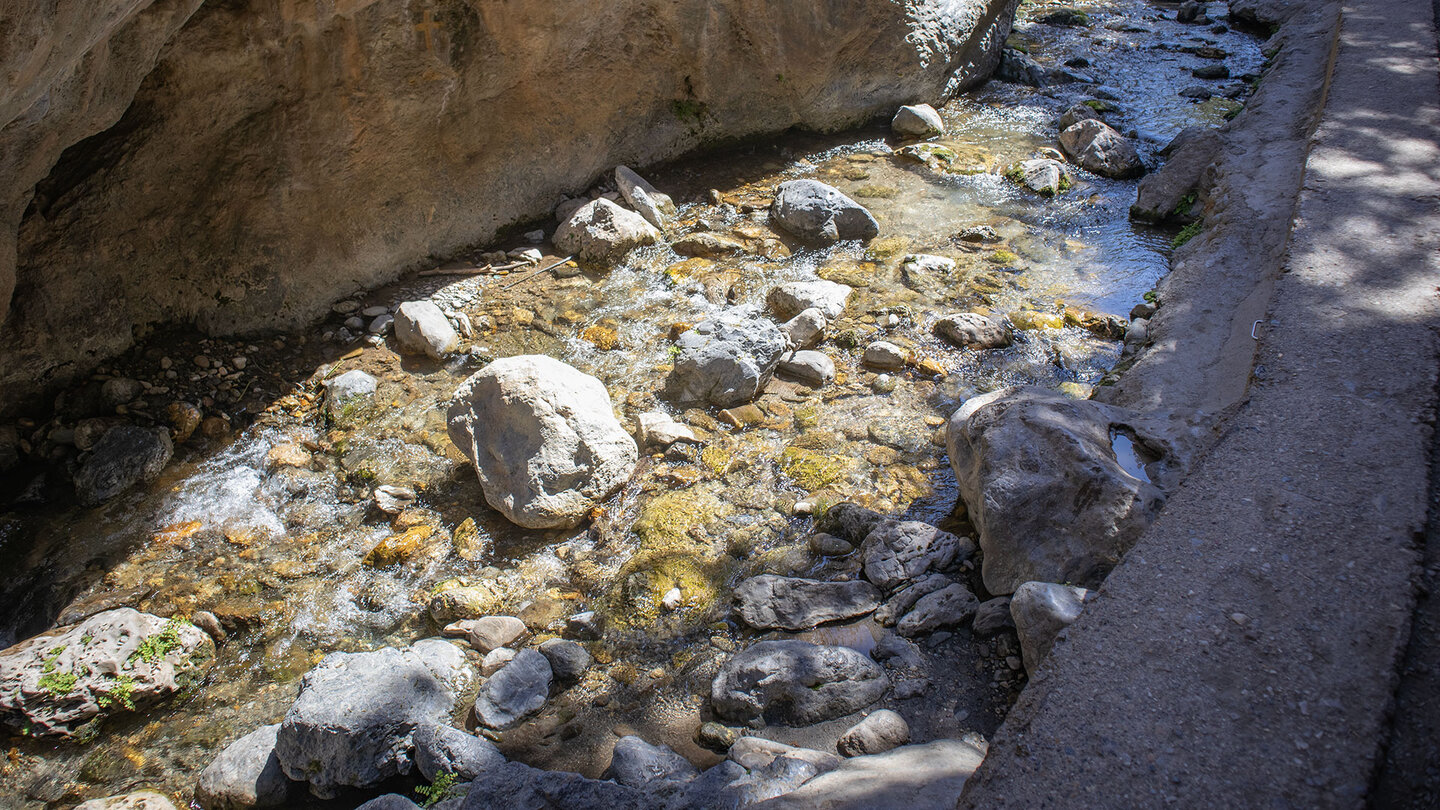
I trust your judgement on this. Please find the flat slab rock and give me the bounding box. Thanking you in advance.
[711,640,888,726]
[0,608,214,737]
[733,575,881,631]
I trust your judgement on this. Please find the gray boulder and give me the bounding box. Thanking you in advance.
[636,411,699,449]
[728,737,842,774]
[395,301,461,359]
[770,180,879,244]
[751,738,988,809]
[837,710,910,756]
[1006,158,1072,197]
[0,608,213,737]
[1059,119,1144,179]
[413,724,506,781]
[1130,126,1221,223]
[946,386,1199,594]
[459,761,648,809]
[604,736,699,795]
[323,369,377,419]
[896,584,979,637]
[554,198,662,265]
[447,355,638,529]
[538,638,592,682]
[473,648,552,730]
[862,341,908,371]
[860,520,974,592]
[466,616,526,653]
[354,797,423,810]
[73,426,173,506]
[669,757,821,809]
[899,254,956,295]
[776,350,836,387]
[665,307,788,408]
[891,104,944,137]
[995,49,1046,86]
[1011,581,1089,676]
[824,503,886,545]
[733,575,880,631]
[873,574,953,626]
[768,280,854,320]
[971,597,1015,636]
[275,641,474,798]
[1056,102,1101,132]
[196,724,300,810]
[933,313,1012,350]
[710,640,888,726]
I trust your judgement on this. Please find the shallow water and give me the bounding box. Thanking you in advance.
[0,1,1263,805]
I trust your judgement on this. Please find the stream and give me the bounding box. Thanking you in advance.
[0,1,1263,806]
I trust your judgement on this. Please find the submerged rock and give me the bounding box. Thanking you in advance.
[733,575,881,631]
[1058,119,1144,178]
[770,180,880,244]
[665,307,788,408]
[323,370,377,419]
[447,355,638,529]
[196,724,300,810]
[947,386,1199,593]
[555,198,662,265]
[275,640,474,798]
[75,792,179,810]
[537,638,591,682]
[73,426,173,506]
[395,300,461,359]
[891,104,945,137]
[1011,581,1090,676]
[711,640,887,726]
[1005,158,1073,197]
[0,608,214,737]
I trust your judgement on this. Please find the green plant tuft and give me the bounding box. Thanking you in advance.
[38,669,77,697]
[1172,220,1203,249]
[417,770,461,807]
[130,617,188,665]
[96,674,137,711]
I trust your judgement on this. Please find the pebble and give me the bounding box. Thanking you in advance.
[361,305,389,318]
[661,587,683,611]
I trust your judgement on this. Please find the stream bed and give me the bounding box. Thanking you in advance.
[0,1,1263,806]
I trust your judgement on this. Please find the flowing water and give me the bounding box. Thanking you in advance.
[0,1,1263,805]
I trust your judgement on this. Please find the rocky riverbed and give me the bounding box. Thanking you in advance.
[0,0,1267,807]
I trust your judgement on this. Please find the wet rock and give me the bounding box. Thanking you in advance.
[1193,64,1230,80]
[776,350,836,387]
[1059,119,1144,179]
[567,611,603,640]
[395,301,461,359]
[956,225,1000,243]
[75,792,178,810]
[73,426,173,506]
[837,710,910,757]
[192,610,225,643]
[1130,126,1221,223]
[353,797,423,810]
[972,597,1015,636]
[413,724,506,782]
[1056,102,1101,132]
[824,503,887,545]
[481,647,516,676]
[1037,7,1090,25]
[1006,158,1072,197]
[447,355,638,529]
[710,640,887,726]
[196,724,300,810]
[896,583,979,637]
[473,648,551,730]
[605,736,699,795]
[459,760,647,809]
[933,312,1012,350]
[1011,581,1089,676]
[768,280,853,320]
[770,180,879,245]
[861,521,973,592]
[809,532,853,556]
[673,232,748,258]
[1179,85,1214,100]
[733,575,881,631]
[891,104,945,137]
[781,308,827,350]
[1177,0,1201,22]
[899,253,955,294]
[555,198,662,265]
[275,640,475,798]
[324,369,378,420]
[538,638,591,682]
[665,307,788,408]
[636,411,699,449]
[429,583,503,625]
[467,616,526,653]
[0,608,214,737]
[947,386,1198,593]
[862,341,907,371]
[873,573,952,625]
[373,484,416,515]
[697,721,741,753]
[751,738,987,809]
[995,49,1046,86]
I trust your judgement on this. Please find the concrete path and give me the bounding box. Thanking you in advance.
[958,0,1440,806]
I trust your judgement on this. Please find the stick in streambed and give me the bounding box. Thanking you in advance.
[417,260,529,277]
[503,255,576,290]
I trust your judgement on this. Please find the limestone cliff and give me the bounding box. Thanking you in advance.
[0,0,1017,411]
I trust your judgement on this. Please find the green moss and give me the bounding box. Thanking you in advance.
[863,237,909,263]
[699,445,733,476]
[671,98,709,126]
[634,490,719,549]
[130,616,188,665]
[1082,99,1115,112]
[38,668,77,697]
[853,184,899,199]
[793,405,821,430]
[988,250,1019,265]
[1172,220,1204,249]
[780,447,852,491]
[607,548,729,630]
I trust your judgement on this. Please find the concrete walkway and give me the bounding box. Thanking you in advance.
[959,0,1440,806]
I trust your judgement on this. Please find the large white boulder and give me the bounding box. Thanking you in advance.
[554,198,662,265]
[446,355,638,529]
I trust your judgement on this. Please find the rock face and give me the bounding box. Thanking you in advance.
[275,641,474,799]
[947,386,1199,594]
[196,724,299,810]
[771,180,881,244]
[711,640,888,726]
[73,426,173,506]
[665,308,789,407]
[554,199,663,265]
[1010,581,1089,676]
[0,0,1019,414]
[1058,119,1144,178]
[0,608,214,737]
[447,355,638,529]
[733,575,881,631]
